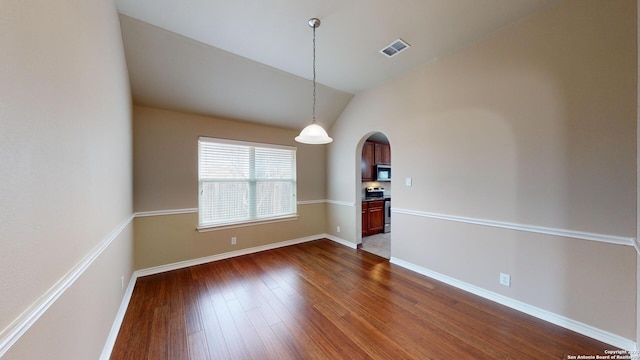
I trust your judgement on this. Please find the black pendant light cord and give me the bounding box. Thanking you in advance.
[295,18,332,144]
[312,24,317,124]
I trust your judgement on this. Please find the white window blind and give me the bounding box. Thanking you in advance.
[198,137,297,228]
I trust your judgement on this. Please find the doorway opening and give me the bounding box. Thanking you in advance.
[359,132,391,259]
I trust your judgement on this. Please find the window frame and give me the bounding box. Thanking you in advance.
[197,137,298,231]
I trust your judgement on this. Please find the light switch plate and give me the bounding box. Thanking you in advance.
[499,273,511,287]
[405,177,412,187]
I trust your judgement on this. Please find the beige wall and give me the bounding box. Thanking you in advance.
[328,0,637,340]
[327,202,357,244]
[133,105,326,211]
[3,226,134,359]
[133,105,327,269]
[0,0,134,358]
[134,207,325,269]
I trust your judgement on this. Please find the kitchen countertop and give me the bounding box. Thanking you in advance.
[362,196,391,202]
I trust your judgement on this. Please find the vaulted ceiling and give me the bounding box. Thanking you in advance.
[116,0,560,130]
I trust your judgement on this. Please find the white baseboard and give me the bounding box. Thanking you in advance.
[389,256,638,351]
[324,234,358,249]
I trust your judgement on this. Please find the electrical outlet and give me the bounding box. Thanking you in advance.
[231,237,237,245]
[337,226,341,233]
[499,273,511,287]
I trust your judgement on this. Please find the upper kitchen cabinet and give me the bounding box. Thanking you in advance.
[374,142,390,165]
[362,140,391,181]
[361,141,375,181]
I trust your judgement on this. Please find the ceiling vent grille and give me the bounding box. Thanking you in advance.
[380,38,410,58]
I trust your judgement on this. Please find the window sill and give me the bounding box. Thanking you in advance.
[196,214,299,232]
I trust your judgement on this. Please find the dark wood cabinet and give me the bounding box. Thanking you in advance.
[362,200,385,236]
[362,141,391,181]
[367,200,385,234]
[361,138,390,236]
[374,143,391,165]
[361,142,375,181]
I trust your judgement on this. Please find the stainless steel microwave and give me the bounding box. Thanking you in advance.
[376,165,391,181]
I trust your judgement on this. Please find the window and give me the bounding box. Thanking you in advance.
[198,137,297,228]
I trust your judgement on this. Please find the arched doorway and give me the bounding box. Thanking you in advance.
[359,132,391,259]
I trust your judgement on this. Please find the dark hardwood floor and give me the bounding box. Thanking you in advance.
[111,239,616,359]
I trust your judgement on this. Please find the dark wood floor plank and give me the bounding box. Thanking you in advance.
[212,259,240,302]
[269,285,352,359]
[168,308,188,359]
[282,252,453,357]
[111,239,617,360]
[147,304,170,359]
[278,244,481,358]
[167,269,189,359]
[416,296,558,358]
[245,307,296,360]
[226,298,270,359]
[111,280,155,360]
[205,279,254,359]
[194,278,231,359]
[268,322,306,359]
[419,284,595,358]
[226,253,338,359]
[187,330,209,360]
[321,255,517,357]
[230,259,285,327]
[241,273,335,358]
[242,255,299,297]
[218,258,259,311]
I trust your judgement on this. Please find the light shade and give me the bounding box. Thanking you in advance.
[295,123,333,144]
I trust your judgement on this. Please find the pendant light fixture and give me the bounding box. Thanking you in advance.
[295,18,333,144]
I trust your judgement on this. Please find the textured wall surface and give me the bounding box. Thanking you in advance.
[0,0,134,358]
[327,0,637,340]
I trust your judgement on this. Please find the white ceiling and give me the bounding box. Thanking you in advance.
[116,0,560,130]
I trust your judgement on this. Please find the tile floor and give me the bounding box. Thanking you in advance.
[360,232,390,259]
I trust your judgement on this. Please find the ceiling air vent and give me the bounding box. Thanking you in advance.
[380,38,410,58]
